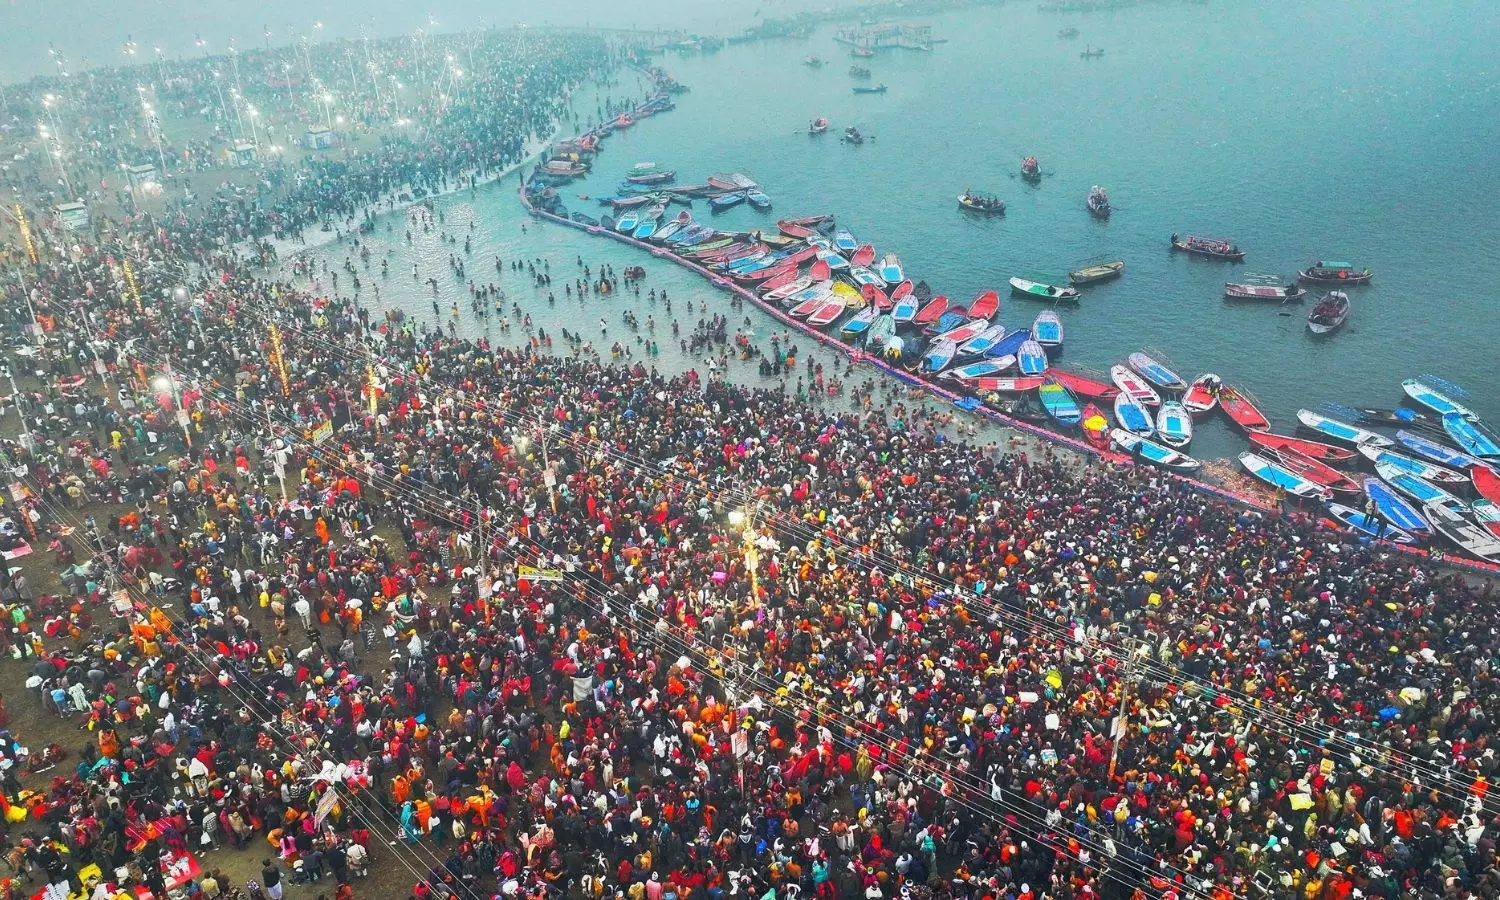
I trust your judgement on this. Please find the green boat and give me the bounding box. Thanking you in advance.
[1009,276,1080,302]
[864,314,897,349]
[677,236,734,254]
[626,162,661,178]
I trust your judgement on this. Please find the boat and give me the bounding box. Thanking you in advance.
[1156,401,1194,447]
[913,295,949,325]
[1364,478,1431,536]
[920,339,959,373]
[1079,403,1111,450]
[1031,311,1064,347]
[708,192,748,211]
[849,66,872,78]
[746,190,773,210]
[1224,281,1306,302]
[1374,464,1468,514]
[1009,277,1080,302]
[840,307,879,337]
[1475,467,1500,506]
[1239,452,1334,501]
[1423,502,1500,562]
[1080,45,1105,58]
[1049,369,1118,400]
[958,191,1006,214]
[816,249,850,271]
[1181,374,1222,414]
[570,212,600,227]
[809,117,829,135]
[890,279,913,304]
[616,211,641,233]
[1058,27,1080,38]
[764,276,812,302]
[806,298,847,327]
[865,313,898,349]
[1350,405,1437,428]
[1298,260,1373,285]
[849,266,882,287]
[861,283,890,311]
[1021,156,1042,183]
[1396,429,1494,472]
[1109,365,1161,407]
[1296,409,1394,448]
[1218,387,1271,431]
[968,290,1000,320]
[706,174,741,191]
[650,216,690,243]
[936,317,992,346]
[958,324,1008,357]
[1170,233,1245,261]
[833,230,858,254]
[1114,393,1155,437]
[878,254,904,285]
[1325,504,1416,544]
[849,243,876,267]
[1069,260,1124,285]
[1443,412,1500,460]
[944,359,1014,381]
[805,56,824,67]
[633,218,661,240]
[832,281,866,309]
[995,396,1051,424]
[1086,185,1111,218]
[1038,377,1082,426]
[852,84,888,94]
[1112,430,1202,472]
[892,289,920,323]
[1246,431,1357,464]
[1269,448,1361,494]
[625,162,660,178]
[1401,379,1475,420]
[988,328,1035,360]
[843,126,865,145]
[1473,501,1500,540]
[971,376,1045,393]
[788,288,833,318]
[925,304,969,336]
[1357,445,1467,484]
[778,220,817,239]
[626,169,676,185]
[1306,291,1350,334]
[1127,352,1187,392]
[1017,339,1049,376]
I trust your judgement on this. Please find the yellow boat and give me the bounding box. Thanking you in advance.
[833,281,866,309]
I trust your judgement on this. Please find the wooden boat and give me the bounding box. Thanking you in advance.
[1017,339,1049,376]
[650,215,691,243]
[1401,379,1475,420]
[1269,448,1361,494]
[1010,277,1080,302]
[808,258,832,282]
[1058,27,1080,38]
[1423,502,1500,562]
[1224,281,1306,302]
[570,212,600,227]
[807,298,847,327]
[1397,429,1493,472]
[865,315,897,348]
[1112,430,1202,472]
[809,117,829,135]
[972,376,1044,393]
[1239,452,1334,501]
[1079,403,1111,450]
[944,359,1014,381]
[708,192,748,211]
[1127,352,1187,392]
[729,174,759,189]
[1358,445,1467,484]
[988,328,1034,361]
[626,170,676,184]
[861,283,890,312]
[1325,503,1416,544]
[764,276,812,301]
[1170,233,1246,261]
[1375,464,1468,514]
[670,226,716,246]
[878,254,904,285]
[616,211,641,233]
[968,290,1000,320]
[1472,501,1500,540]
[1298,260,1372,285]
[995,396,1050,424]
[1156,401,1193,447]
[1218,387,1271,431]
[849,66,872,78]
[1021,156,1042,183]
[834,230,858,253]
[1049,369,1119,401]
[913,295,949,325]
[852,84,888,94]
[778,221,817,240]
[1306,291,1350,334]
[1296,409,1393,448]
[1109,365,1161,407]
[849,266,882,288]
[788,291,829,318]
[832,281,866,309]
[851,244,876,268]
[843,126,865,145]
[1080,45,1105,58]
[625,162,660,178]
[958,324,1008,357]
[1364,478,1430,535]
[1031,311,1063,347]
[924,305,969,336]
[1114,393,1155,437]
[1475,467,1500,506]
[958,191,1006,214]
[1443,412,1500,460]
[840,307,879,337]
[746,190,773,210]
[1038,377,1082,426]
[936,317,992,346]
[816,248,850,271]
[920,338,959,373]
[1247,431,1357,464]
[805,56,825,67]
[892,290,920,323]
[1086,185,1111,218]
[1069,260,1124,285]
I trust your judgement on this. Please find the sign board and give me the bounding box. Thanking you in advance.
[477,576,493,598]
[312,420,335,445]
[517,565,563,583]
[543,465,557,488]
[313,786,340,826]
[731,730,749,759]
[176,409,190,428]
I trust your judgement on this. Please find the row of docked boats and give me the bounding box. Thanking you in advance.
[597,168,774,223]
[531,97,676,184]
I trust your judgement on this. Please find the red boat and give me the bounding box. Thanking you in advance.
[707,175,739,191]
[1218,386,1271,432]
[1079,403,1111,450]
[1268,448,1362,494]
[759,268,801,292]
[1246,431,1357,465]
[913,295,949,325]
[971,376,1045,393]
[1475,466,1500,505]
[1049,369,1120,401]
[862,283,891,311]
[891,280,913,303]
[786,214,833,227]
[968,289,1000,320]
[739,264,797,284]
[778,220,817,239]
[851,244,876,267]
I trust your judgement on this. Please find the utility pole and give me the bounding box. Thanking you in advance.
[1107,638,1138,785]
[538,409,557,513]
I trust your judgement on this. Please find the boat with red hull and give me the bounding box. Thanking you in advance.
[1218,386,1271,431]
[1267,448,1362,494]
[1247,431,1357,464]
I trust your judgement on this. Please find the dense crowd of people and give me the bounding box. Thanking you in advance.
[2,28,1500,900]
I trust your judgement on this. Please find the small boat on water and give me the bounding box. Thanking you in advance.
[924,305,968,336]
[1031,310,1064,347]
[973,376,1044,393]
[839,306,879,337]
[1058,27,1080,38]
[1247,431,1357,464]
[1224,280,1306,302]
[878,253,904,285]
[1018,339,1049,376]
[852,84,889,94]
[1049,369,1118,400]
[809,117,829,135]
[944,359,1014,381]
[1239,451,1334,501]
[1364,478,1430,535]
[1080,45,1105,58]
[1170,233,1246,261]
[1086,185,1111,218]
[849,66,872,78]
[1326,503,1416,544]
[892,289,920,323]
[1218,386,1271,431]
[968,289,1000,320]
[1080,403,1112,450]
[1443,412,1500,460]
[1038,376,1082,426]
[778,220,818,239]
[1297,409,1394,448]
[850,243,876,267]
[764,276,812,302]
[1376,464,1468,515]
[616,211,641,233]
[806,298,847,327]
[1127,352,1187,392]
[788,289,832,318]
[746,190,773,210]
[920,338,960,373]
[709,192,748,211]
[1114,393,1155,437]
[959,323,1008,357]
[1181,374,1222,414]
[1156,401,1193,447]
[1021,156,1042,183]
[804,56,825,67]
[706,174,741,191]
[1397,429,1493,472]
[1299,260,1372,285]
[1069,260,1124,285]
[1402,379,1475,420]
[1010,277,1080,302]
[1109,364,1161,407]
[913,295,949,325]
[864,314,897,348]
[626,169,676,185]
[834,230,858,254]
[1306,291,1350,334]
[843,126,865,145]
[958,191,1006,214]
[849,266,882,287]
[1113,430,1202,472]
[625,162,661,178]
[1424,502,1500,562]
[936,317,992,346]
[1269,448,1361,494]
[1358,445,1467,484]
[1475,467,1500,506]
[862,283,890,311]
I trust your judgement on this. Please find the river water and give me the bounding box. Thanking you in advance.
[290,0,1500,462]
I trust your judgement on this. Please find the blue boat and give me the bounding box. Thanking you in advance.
[709,192,747,211]
[1156,401,1193,447]
[834,230,858,254]
[1031,311,1063,347]
[988,328,1034,360]
[920,338,959,373]
[1017,339,1049,376]
[839,307,879,338]
[1325,503,1416,544]
[1038,376,1081,425]
[959,324,1008,357]
[943,358,1014,381]
[1127,352,1188,392]
[1112,429,1202,471]
[667,225,712,246]
[929,309,967,336]
[1239,451,1334,501]
[849,267,883,287]
[633,221,658,240]
[1114,393,1155,437]
[1374,463,1468,514]
[892,291,920,323]
[1356,446,1467,485]
[1442,412,1500,460]
[1363,478,1431,534]
[1295,409,1393,448]
[1402,379,1474,420]
[746,190,773,210]
[616,212,640,233]
[1395,429,1493,472]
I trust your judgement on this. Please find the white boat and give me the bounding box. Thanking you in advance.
[1113,393,1155,437]
[1009,276,1080,302]
[936,317,993,346]
[1031,310,1064,347]
[1111,429,1201,471]
[1156,401,1193,447]
[849,266,882,286]
[1181,374,1222,414]
[1401,379,1475,420]
[958,324,1008,357]
[1423,501,1500,562]
[1325,503,1416,544]
[1355,445,1466,484]
[1295,409,1394,448]
[1239,451,1334,501]
[1127,352,1187,392]
[920,338,959,373]
[1109,364,1162,406]
[878,253,904,285]
[1374,463,1468,514]
[764,276,813,302]
[944,358,1014,381]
